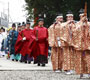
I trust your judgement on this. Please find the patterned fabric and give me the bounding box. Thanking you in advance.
[60,23,69,47]
[73,21,90,50]
[48,22,63,71]
[60,22,76,46]
[85,50,90,74]
[74,21,90,74]
[51,47,63,71]
[48,24,55,47]
[48,22,65,47]
[60,22,76,71]
[63,46,75,71]
[75,50,90,74]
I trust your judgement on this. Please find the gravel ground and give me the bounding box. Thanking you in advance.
[0,71,89,80]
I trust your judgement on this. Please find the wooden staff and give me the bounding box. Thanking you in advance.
[84,2,87,16]
[22,32,24,38]
[21,32,25,42]
[36,29,38,40]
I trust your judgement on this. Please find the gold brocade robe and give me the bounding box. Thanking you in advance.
[74,21,90,74]
[61,22,76,71]
[73,21,90,50]
[48,22,63,71]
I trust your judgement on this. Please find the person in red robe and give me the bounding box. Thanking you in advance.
[15,20,34,63]
[33,18,48,67]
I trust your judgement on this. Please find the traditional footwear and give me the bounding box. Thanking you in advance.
[12,59,14,61]
[70,70,75,74]
[65,71,71,75]
[80,74,83,79]
[42,63,45,67]
[37,63,40,66]
[28,61,31,64]
[25,61,27,63]
[20,60,23,63]
[16,60,18,62]
[55,70,61,73]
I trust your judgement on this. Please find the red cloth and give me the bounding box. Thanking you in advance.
[32,26,49,59]
[15,31,23,54]
[15,29,35,56]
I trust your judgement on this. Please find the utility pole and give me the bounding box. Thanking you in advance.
[8,2,9,27]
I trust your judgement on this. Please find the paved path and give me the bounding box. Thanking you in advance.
[0,57,89,80]
[0,71,89,80]
[0,57,52,70]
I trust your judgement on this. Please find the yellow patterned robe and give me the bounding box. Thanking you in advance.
[48,22,63,71]
[73,21,90,74]
[60,22,76,71]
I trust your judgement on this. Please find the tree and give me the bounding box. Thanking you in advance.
[25,0,90,28]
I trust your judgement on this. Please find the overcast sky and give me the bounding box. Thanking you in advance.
[0,0,27,23]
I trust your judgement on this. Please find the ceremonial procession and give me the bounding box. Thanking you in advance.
[0,0,90,80]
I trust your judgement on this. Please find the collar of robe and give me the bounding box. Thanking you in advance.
[38,25,43,28]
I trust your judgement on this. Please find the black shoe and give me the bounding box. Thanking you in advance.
[25,61,27,63]
[12,59,14,61]
[16,60,18,62]
[28,61,31,64]
[20,60,23,63]
[42,63,45,67]
[33,61,37,64]
[37,63,40,66]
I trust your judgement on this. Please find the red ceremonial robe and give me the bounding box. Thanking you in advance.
[33,26,49,63]
[15,29,35,56]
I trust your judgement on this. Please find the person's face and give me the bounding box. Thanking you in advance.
[56,17,63,22]
[80,14,85,20]
[67,16,74,21]
[22,26,25,30]
[12,27,16,30]
[80,15,83,19]
[38,21,44,26]
[26,24,30,29]
[1,29,4,33]
[18,27,21,32]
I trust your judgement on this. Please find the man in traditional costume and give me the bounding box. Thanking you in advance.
[74,9,90,78]
[15,20,34,64]
[8,23,18,61]
[48,14,64,72]
[33,18,48,67]
[61,11,76,74]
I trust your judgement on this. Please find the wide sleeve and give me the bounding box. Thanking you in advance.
[48,25,55,47]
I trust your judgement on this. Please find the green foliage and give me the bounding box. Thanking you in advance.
[25,0,90,28]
